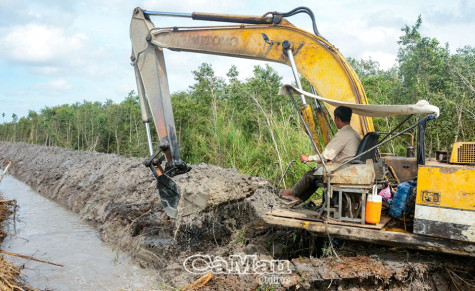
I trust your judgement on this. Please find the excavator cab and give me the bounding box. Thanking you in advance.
[280,85,440,221]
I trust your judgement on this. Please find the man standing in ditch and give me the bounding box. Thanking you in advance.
[280,106,361,204]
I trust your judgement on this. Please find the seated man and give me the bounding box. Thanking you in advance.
[280,106,361,203]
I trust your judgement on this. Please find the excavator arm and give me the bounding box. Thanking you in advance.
[130,7,374,217]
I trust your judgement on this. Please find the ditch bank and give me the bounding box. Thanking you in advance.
[0,141,473,290]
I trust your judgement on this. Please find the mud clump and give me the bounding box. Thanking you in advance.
[0,142,473,290]
[173,163,278,249]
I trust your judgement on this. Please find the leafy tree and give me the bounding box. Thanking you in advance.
[397,16,473,153]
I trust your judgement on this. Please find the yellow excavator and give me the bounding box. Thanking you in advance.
[129,7,475,256]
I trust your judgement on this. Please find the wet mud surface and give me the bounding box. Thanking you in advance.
[0,142,473,290]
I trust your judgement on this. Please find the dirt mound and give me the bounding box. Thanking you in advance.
[1,142,473,290]
[0,142,279,283]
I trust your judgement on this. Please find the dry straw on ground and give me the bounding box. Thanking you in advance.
[0,165,35,291]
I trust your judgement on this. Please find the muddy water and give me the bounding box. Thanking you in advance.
[0,174,163,291]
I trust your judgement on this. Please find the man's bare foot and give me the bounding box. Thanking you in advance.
[279,189,302,203]
[280,189,292,197]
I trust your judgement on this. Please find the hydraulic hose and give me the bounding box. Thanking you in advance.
[281,6,322,37]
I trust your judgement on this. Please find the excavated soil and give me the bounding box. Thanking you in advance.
[0,141,473,290]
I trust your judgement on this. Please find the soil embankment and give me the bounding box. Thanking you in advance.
[0,142,473,290]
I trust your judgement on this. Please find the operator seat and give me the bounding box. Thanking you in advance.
[306,132,379,222]
[350,132,380,164]
[324,132,379,221]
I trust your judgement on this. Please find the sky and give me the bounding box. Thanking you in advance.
[0,0,474,122]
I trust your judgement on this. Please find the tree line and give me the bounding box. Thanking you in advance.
[1,18,473,184]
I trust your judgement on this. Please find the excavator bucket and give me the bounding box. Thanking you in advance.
[142,149,190,218]
[156,174,181,218]
[155,166,208,218]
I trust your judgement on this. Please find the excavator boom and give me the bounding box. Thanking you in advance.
[130,7,374,217]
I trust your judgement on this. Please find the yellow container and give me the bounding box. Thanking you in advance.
[365,195,382,224]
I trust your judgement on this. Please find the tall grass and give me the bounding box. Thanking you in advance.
[179,105,313,187]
